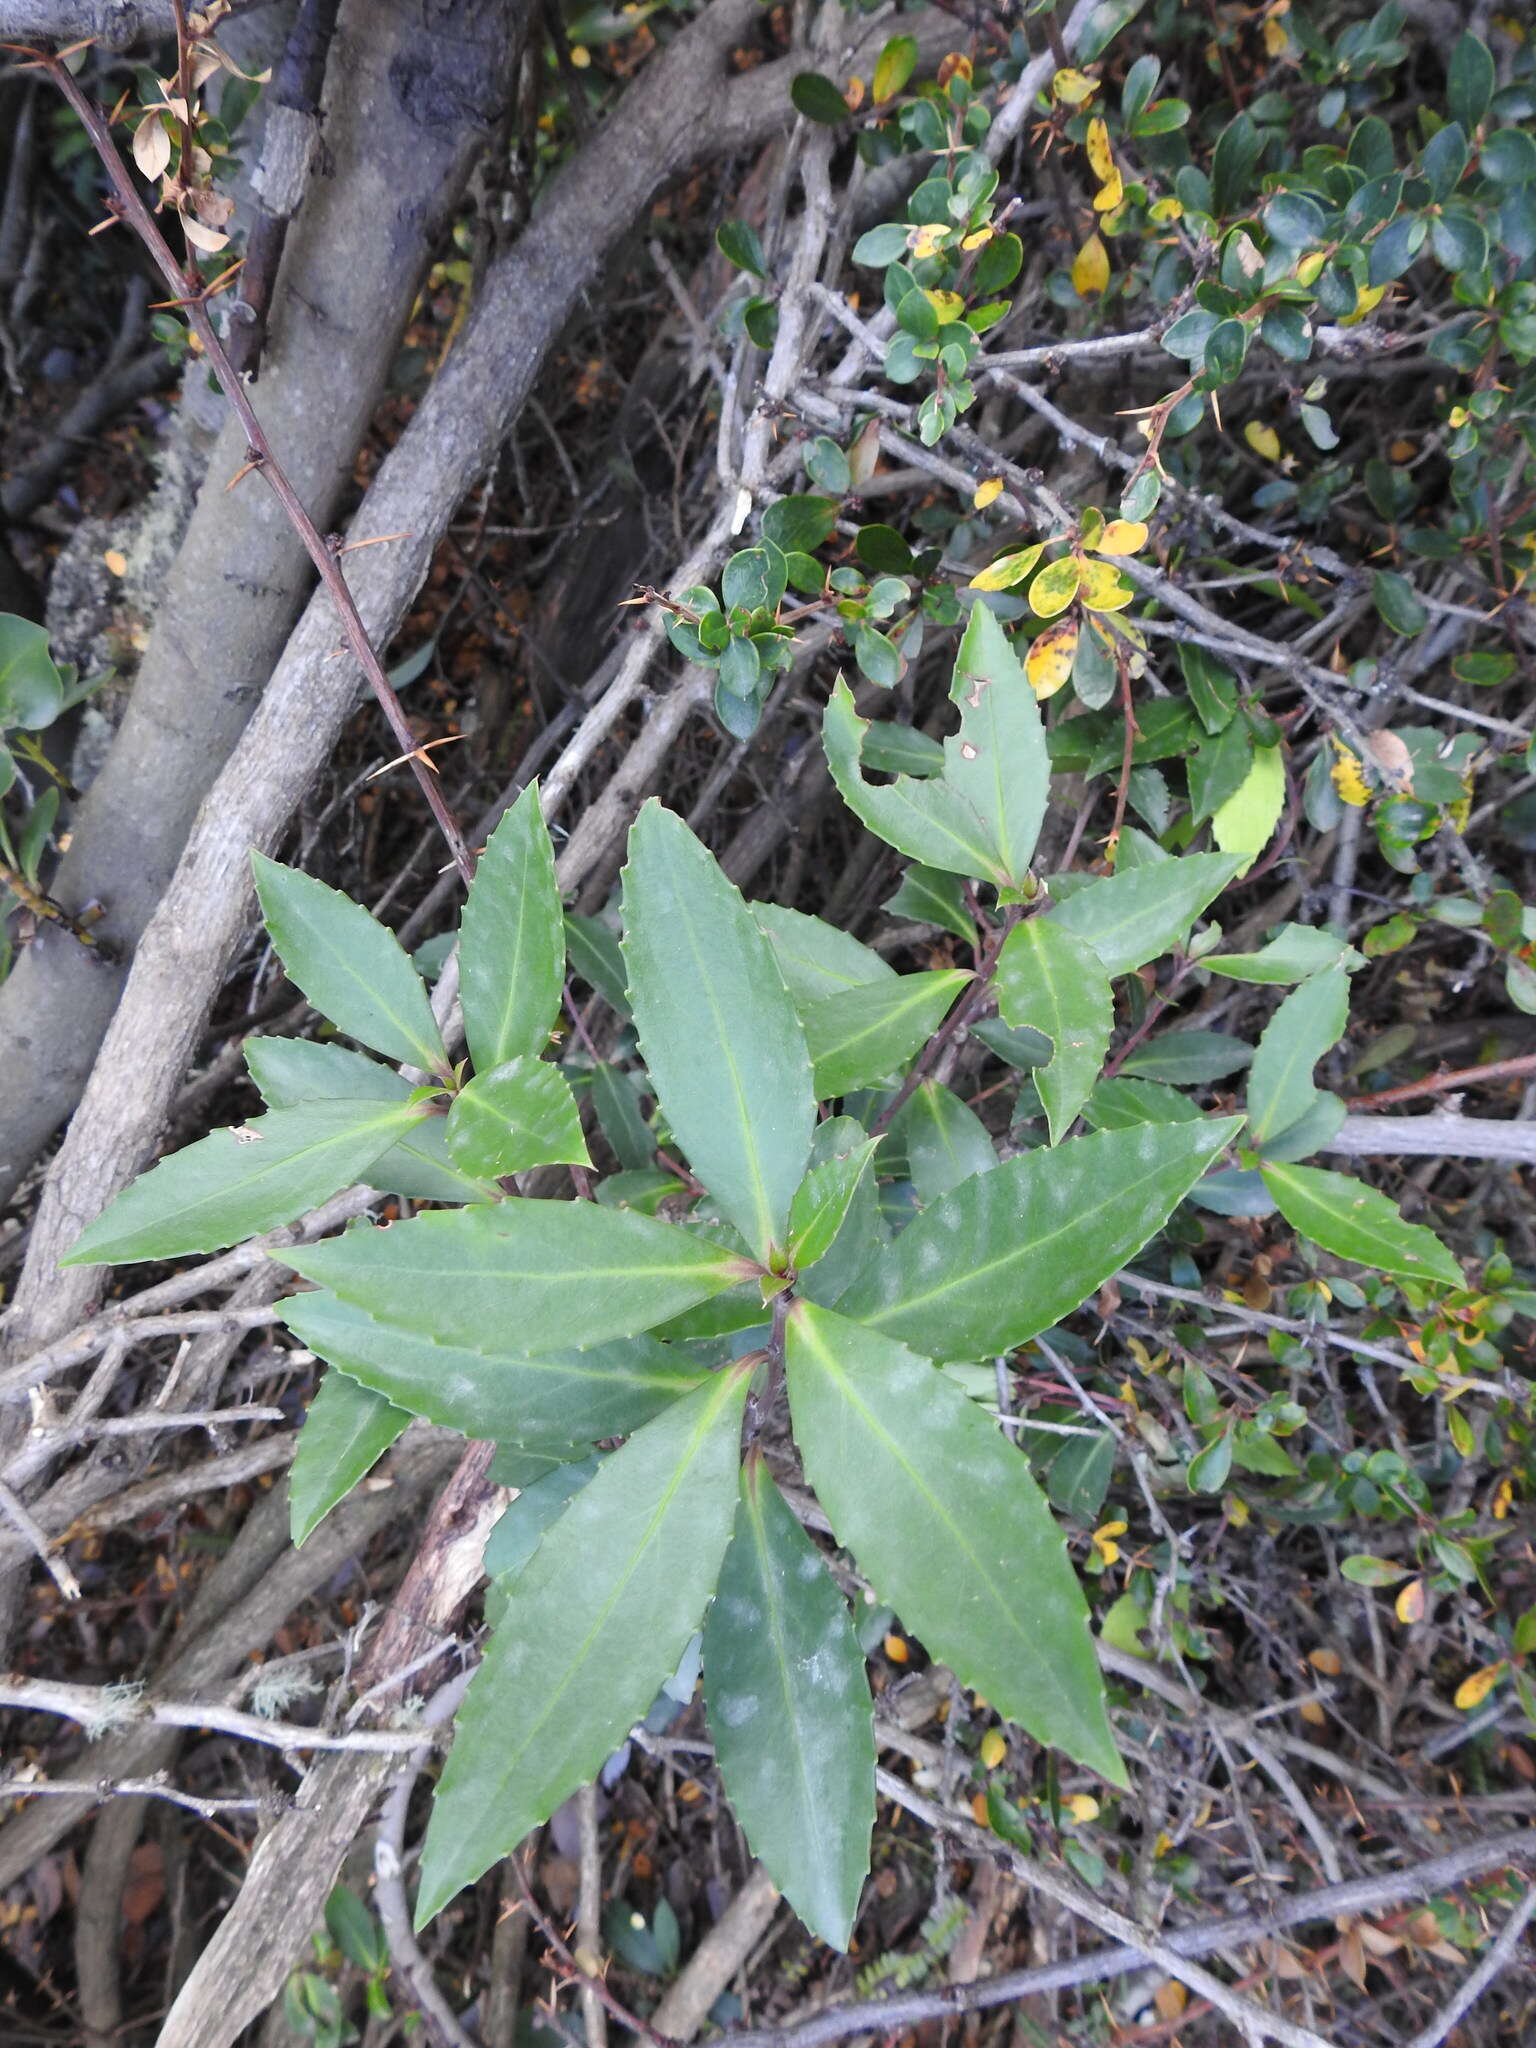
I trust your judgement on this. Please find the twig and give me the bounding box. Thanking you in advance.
[0,1771,286,1820]
[1347,1052,1536,1110]
[0,1674,438,1754]
[873,1769,1337,2048]
[373,1668,479,2048]
[577,1782,609,2048]
[25,52,474,884]
[0,1473,79,1599]
[652,1866,781,2044]
[1400,1883,1536,2048]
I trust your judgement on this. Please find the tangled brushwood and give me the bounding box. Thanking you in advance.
[1,1,1535,2044]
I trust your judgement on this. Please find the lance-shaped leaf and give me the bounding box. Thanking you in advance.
[246,1038,498,1204]
[62,1100,426,1266]
[285,1201,754,1356]
[1261,1161,1463,1287]
[840,1119,1242,1359]
[703,1458,874,1948]
[754,903,895,1002]
[823,608,1048,888]
[1050,852,1243,977]
[252,854,446,1071]
[884,865,976,946]
[797,1117,885,1309]
[941,604,1050,887]
[1247,966,1349,1147]
[623,802,814,1260]
[803,970,970,1097]
[996,920,1113,1142]
[289,1369,409,1544]
[888,1081,996,1200]
[415,1370,749,1924]
[824,684,1002,884]
[789,1136,881,1270]
[445,1057,590,1178]
[1202,923,1352,983]
[785,1303,1123,1784]
[282,1290,705,1443]
[460,782,565,1074]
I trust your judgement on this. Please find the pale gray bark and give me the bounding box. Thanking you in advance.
[0,0,523,1208]
[0,0,253,45]
[0,0,887,1366]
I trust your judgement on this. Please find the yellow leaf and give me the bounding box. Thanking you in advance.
[1153,1982,1188,2022]
[1064,1794,1100,1822]
[1295,251,1327,286]
[843,76,865,110]
[1072,233,1109,297]
[1052,67,1098,105]
[973,476,1004,510]
[1309,1647,1342,1675]
[970,1792,990,1826]
[979,1729,1007,1769]
[1493,1477,1513,1520]
[960,227,992,251]
[1341,282,1386,327]
[102,549,128,578]
[1263,15,1289,55]
[1096,519,1148,556]
[1330,738,1371,807]
[1027,555,1082,618]
[1212,744,1286,877]
[1086,116,1115,186]
[180,213,230,254]
[1149,196,1184,223]
[1395,1579,1427,1625]
[1077,558,1135,612]
[925,289,965,323]
[569,42,592,67]
[1454,1662,1507,1712]
[1093,165,1124,214]
[910,223,949,261]
[970,544,1043,592]
[1245,421,1283,461]
[883,1632,910,1664]
[1025,617,1079,699]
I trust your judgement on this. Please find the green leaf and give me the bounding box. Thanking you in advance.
[796,1116,885,1309]
[791,71,851,125]
[623,802,814,1260]
[62,1100,424,1265]
[1051,852,1243,976]
[1187,1429,1233,1494]
[995,920,1113,1143]
[1372,569,1428,636]
[459,783,565,1075]
[789,1137,882,1270]
[716,219,767,278]
[888,1080,996,1200]
[884,864,976,946]
[785,1303,1123,1784]
[1083,1078,1199,1130]
[416,1371,749,1922]
[1202,923,1349,983]
[0,613,63,727]
[1211,745,1285,877]
[245,1038,498,1205]
[753,903,895,1003]
[803,970,970,1098]
[1260,1161,1463,1287]
[283,1290,704,1443]
[445,1057,590,1178]
[840,1120,1241,1359]
[1340,1554,1409,1589]
[1448,33,1495,132]
[484,1457,603,1593]
[762,496,839,554]
[325,1885,387,1974]
[703,1459,874,1947]
[824,682,999,883]
[252,854,447,1072]
[1117,1031,1252,1085]
[872,32,917,102]
[290,1369,409,1544]
[1246,966,1349,1146]
[564,912,630,1016]
[823,607,1047,889]
[285,1200,752,1355]
[589,1062,655,1172]
[945,604,1049,884]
